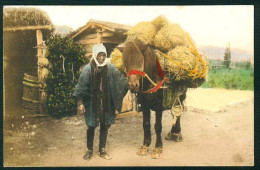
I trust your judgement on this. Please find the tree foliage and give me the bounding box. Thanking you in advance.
[45,34,88,117]
[223,46,231,69]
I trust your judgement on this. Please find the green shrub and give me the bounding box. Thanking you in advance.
[45,34,88,117]
[235,60,253,70]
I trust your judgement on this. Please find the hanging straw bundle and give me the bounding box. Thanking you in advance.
[110,48,125,73]
[41,57,50,67]
[41,68,50,80]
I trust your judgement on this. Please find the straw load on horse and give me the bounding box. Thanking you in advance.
[111,15,208,87]
[110,16,208,159]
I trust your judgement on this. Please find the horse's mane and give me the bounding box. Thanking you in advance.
[123,41,144,72]
[143,46,158,80]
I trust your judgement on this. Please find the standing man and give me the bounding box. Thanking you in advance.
[73,44,128,160]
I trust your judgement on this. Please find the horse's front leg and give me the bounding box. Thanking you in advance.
[143,108,151,146]
[137,107,151,156]
[151,110,163,159]
[155,110,163,148]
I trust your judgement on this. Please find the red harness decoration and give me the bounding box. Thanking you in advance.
[144,77,168,93]
[126,60,168,93]
[156,58,165,78]
[127,70,146,77]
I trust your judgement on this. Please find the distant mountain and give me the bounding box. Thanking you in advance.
[197,46,253,62]
[54,25,73,37]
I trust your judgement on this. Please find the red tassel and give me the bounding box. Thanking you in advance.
[156,58,165,78]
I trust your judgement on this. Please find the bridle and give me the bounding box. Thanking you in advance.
[127,69,168,93]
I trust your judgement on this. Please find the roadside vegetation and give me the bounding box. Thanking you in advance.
[201,61,254,90]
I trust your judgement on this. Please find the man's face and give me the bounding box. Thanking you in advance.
[97,53,106,65]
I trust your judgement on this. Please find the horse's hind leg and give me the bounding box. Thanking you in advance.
[166,91,186,142]
[166,116,183,142]
[171,116,181,133]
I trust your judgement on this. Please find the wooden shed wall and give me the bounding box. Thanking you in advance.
[75,30,126,58]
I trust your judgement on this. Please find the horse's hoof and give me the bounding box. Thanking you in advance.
[136,145,149,156]
[173,133,183,142]
[151,147,163,159]
[165,132,183,142]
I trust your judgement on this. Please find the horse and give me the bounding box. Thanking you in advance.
[122,40,187,159]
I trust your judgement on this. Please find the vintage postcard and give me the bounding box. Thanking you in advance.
[3,5,254,167]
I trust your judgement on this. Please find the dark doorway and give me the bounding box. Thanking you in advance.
[103,43,118,58]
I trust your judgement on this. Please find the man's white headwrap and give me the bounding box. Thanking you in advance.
[92,44,108,67]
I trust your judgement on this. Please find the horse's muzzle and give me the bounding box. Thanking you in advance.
[128,74,140,93]
[129,83,140,93]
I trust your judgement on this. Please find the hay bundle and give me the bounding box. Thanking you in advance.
[161,46,205,81]
[127,21,157,45]
[110,48,125,73]
[151,15,169,31]
[167,46,196,79]
[154,23,186,51]
[122,16,208,87]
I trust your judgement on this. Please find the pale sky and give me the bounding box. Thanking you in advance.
[9,5,254,55]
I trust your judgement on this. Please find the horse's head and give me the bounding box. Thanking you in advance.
[122,41,158,93]
[122,41,146,93]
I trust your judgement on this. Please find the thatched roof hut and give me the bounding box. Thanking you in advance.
[3,7,54,114]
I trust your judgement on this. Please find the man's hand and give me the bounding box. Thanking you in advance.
[77,98,85,115]
[77,104,86,115]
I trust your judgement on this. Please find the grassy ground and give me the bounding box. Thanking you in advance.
[201,65,254,90]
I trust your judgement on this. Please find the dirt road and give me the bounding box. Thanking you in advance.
[4,88,254,167]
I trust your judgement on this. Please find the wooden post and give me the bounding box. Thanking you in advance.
[36,30,43,82]
[36,29,44,113]
[96,29,103,44]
